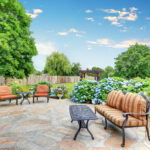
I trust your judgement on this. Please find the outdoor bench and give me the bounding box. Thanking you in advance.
[95,90,150,147]
[0,86,18,105]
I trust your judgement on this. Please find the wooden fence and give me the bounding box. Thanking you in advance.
[0,75,94,85]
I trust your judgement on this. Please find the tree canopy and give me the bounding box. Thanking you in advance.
[70,63,81,76]
[0,0,37,79]
[115,43,150,79]
[44,52,71,75]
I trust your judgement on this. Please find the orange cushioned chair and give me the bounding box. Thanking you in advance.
[33,85,50,103]
[0,86,18,105]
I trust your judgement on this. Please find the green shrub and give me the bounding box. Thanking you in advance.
[11,85,22,95]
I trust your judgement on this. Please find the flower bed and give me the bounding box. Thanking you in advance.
[71,77,150,104]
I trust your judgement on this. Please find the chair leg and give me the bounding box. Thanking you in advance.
[16,98,18,105]
[146,125,150,141]
[121,127,125,147]
[104,118,107,130]
[33,96,35,103]
[47,96,49,103]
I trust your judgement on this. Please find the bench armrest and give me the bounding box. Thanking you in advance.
[123,112,150,117]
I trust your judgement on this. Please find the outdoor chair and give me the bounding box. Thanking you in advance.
[33,85,50,103]
[0,86,18,105]
[95,91,150,147]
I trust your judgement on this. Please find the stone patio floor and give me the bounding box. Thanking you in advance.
[0,98,150,150]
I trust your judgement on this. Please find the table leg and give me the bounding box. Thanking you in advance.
[20,94,30,105]
[20,95,24,105]
[26,98,30,104]
[86,120,94,140]
[74,121,81,140]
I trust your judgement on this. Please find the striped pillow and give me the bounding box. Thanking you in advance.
[122,93,146,120]
[106,91,124,110]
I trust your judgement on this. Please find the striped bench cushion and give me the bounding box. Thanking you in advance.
[104,108,147,127]
[106,91,124,110]
[122,93,146,121]
[95,104,116,115]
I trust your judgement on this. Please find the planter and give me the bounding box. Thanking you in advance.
[57,94,63,100]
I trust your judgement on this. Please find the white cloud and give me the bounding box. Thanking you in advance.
[146,17,150,20]
[33,9,43,14]
[87,38,111,46]
[57,28,85,38]
[57,32,68,36]
[26,9,43,19]
[26,13,38,19]
[87,41,97,44]
[75,34,83,38]
[88,47,92,50]
[85,9,93,13]
[36,42,56,55]
[112,39,150,48]
[102,9,120,14]
[104,16,118,22]
[140,26,144,30]
[85,17,94,22]
[102,7,138,27]
[69,28,78,33]
[87,38,150,49]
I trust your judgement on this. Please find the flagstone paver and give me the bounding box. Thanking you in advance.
[0,98,149,150]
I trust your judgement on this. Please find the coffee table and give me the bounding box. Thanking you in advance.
[69,105,98,140]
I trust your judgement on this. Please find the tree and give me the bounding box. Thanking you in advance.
[70,63,81,76]
[0,0,37,79]
[105,66,114,77]
[115,43,150,79]
[89,66,104,78]
[44,52,71,75]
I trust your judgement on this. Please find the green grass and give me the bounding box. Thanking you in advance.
[52,83,75,98]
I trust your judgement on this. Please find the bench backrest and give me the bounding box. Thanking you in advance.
[107,91,124,110]
[122,93,146,120]
[36,85,49,94]
[0,86,12,96]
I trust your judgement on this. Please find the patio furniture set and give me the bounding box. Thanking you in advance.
[70,91,150,147]
[0,85,150,147]
[0,85,50,105]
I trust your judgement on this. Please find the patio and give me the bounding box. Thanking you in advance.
[0,98,150,150]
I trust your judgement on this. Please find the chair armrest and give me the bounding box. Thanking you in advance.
[123,112,150,118]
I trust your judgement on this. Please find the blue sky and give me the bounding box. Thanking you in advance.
[19,0,150,71]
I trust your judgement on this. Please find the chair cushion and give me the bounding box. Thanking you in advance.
[34,93,48,97]
[36,85,49,93]
[122,93,146,121]
[106,91,124,110]
[95,104,116,115]
[0,86,12,96]
[104,108,147,127]
[0,95,17,100]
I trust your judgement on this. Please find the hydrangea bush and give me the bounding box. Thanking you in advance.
[71,80,98,103]
[71,77,150,104]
